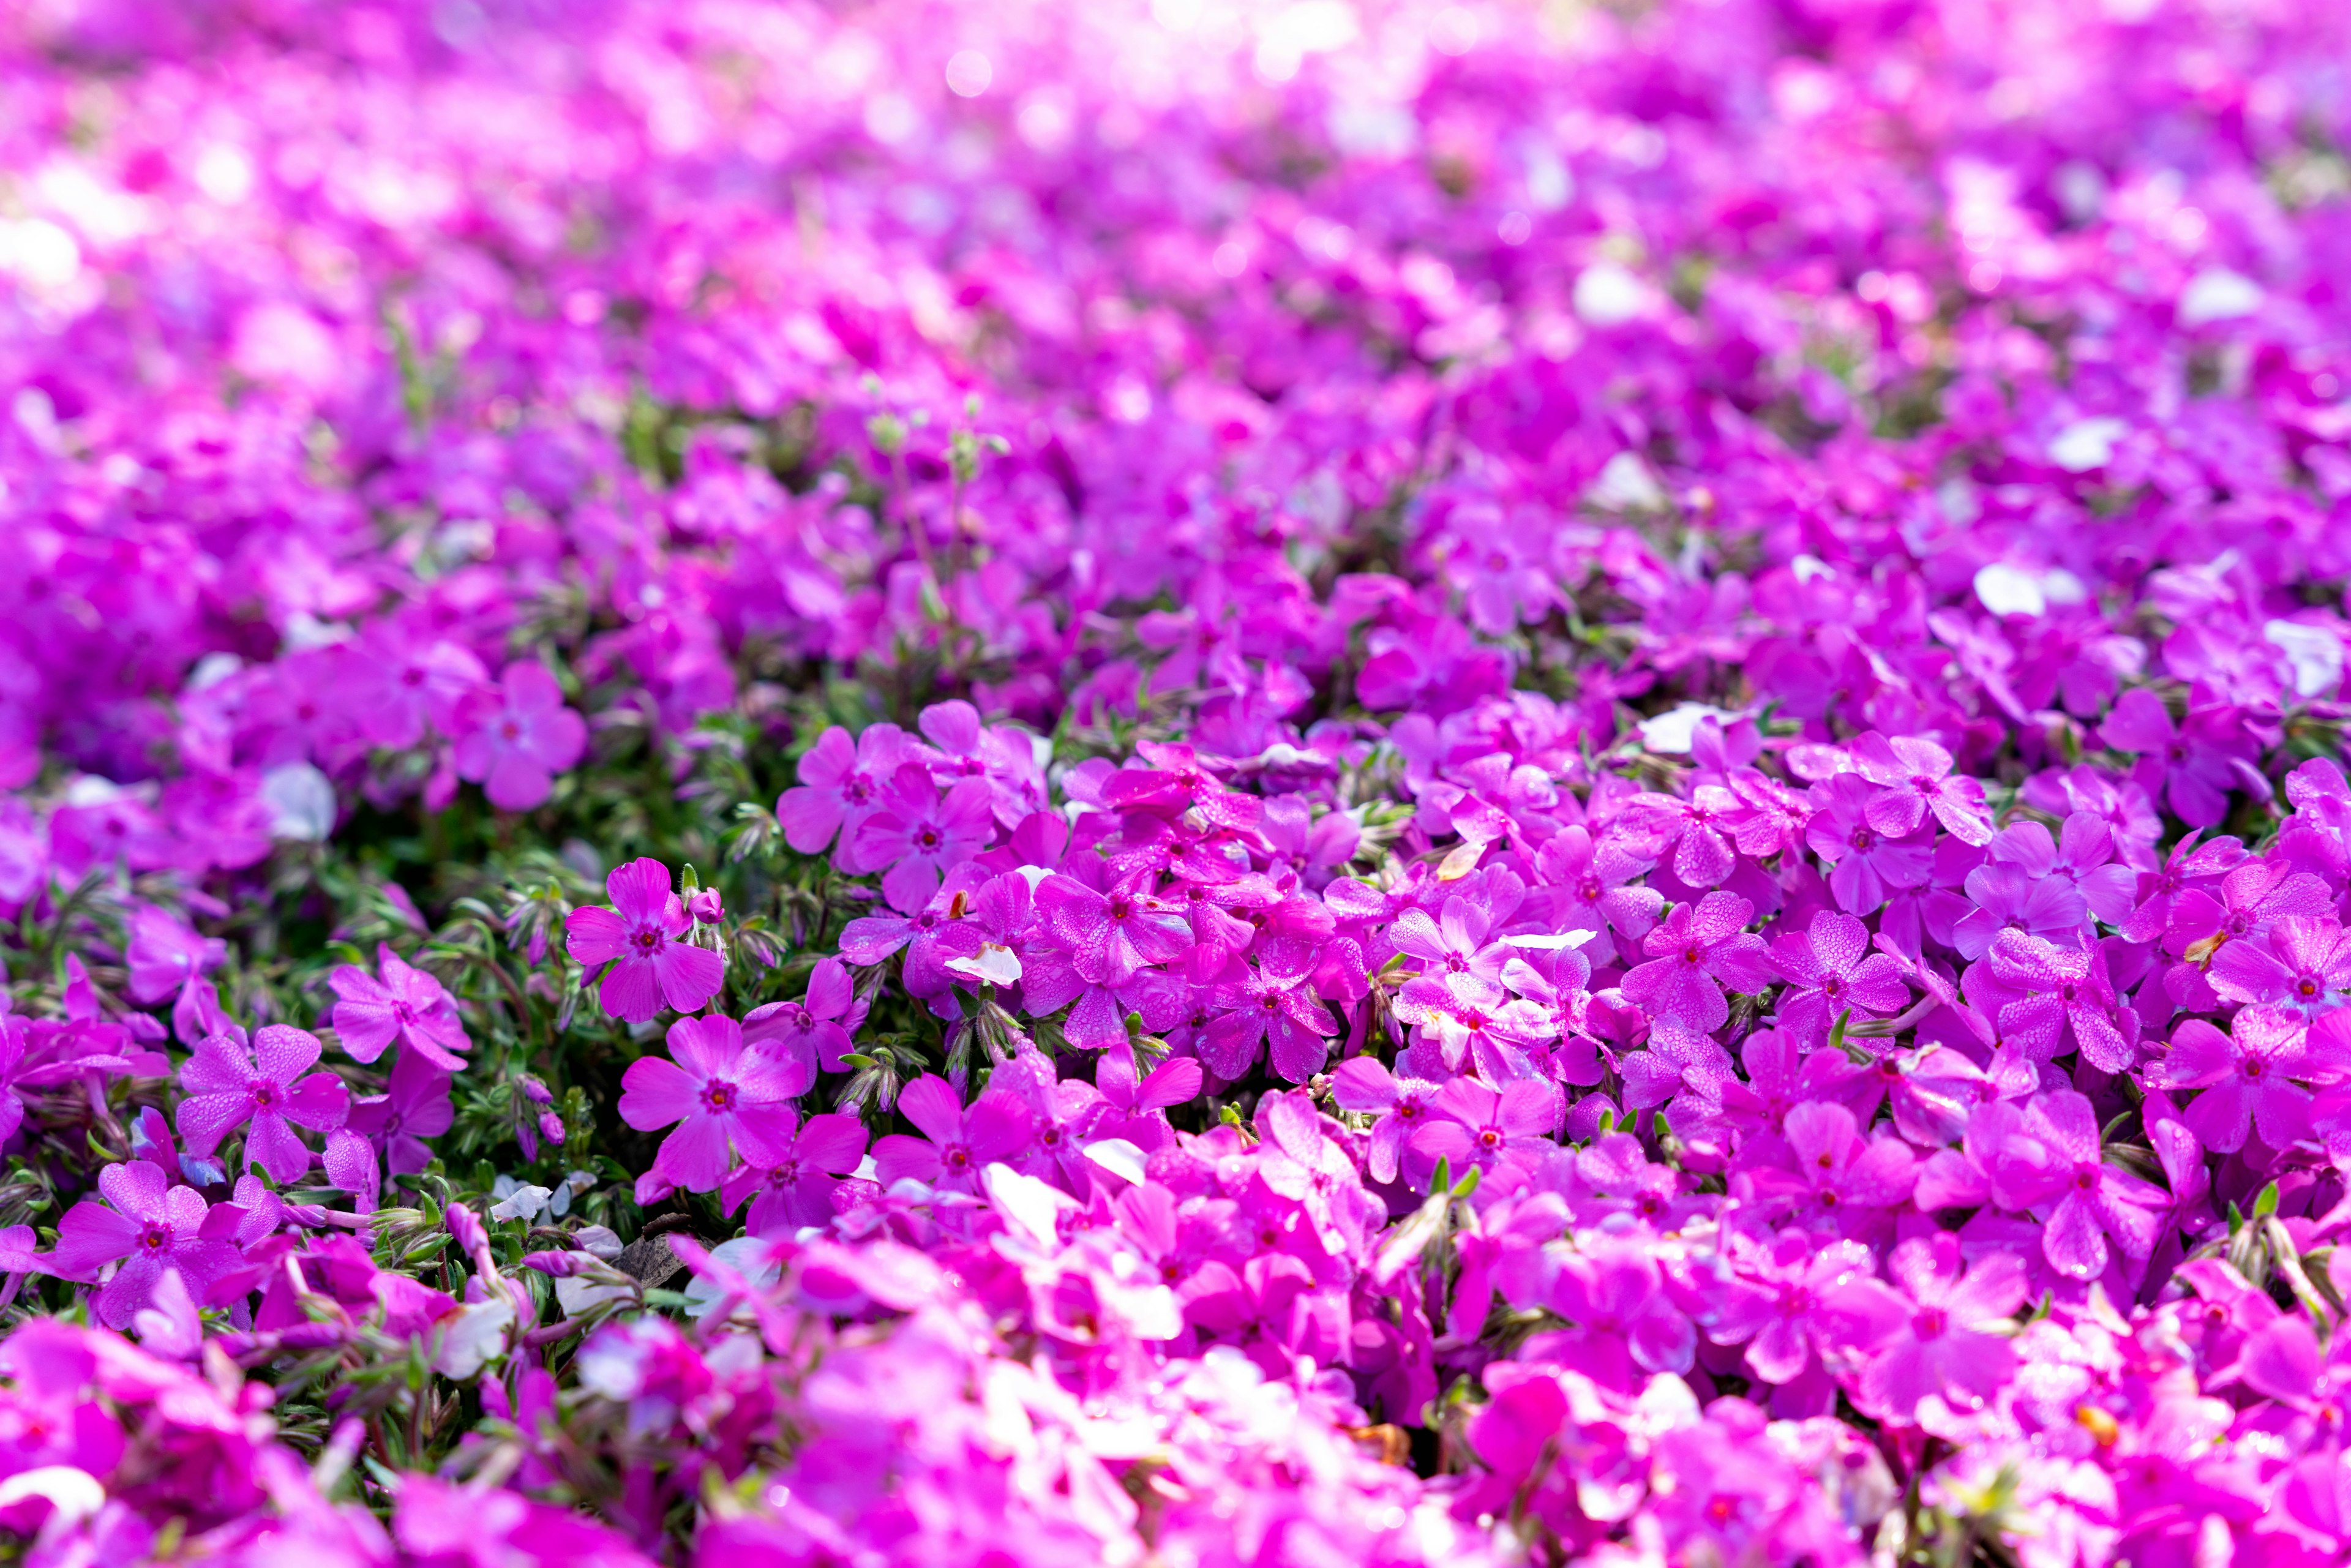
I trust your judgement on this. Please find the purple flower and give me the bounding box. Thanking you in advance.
[52,1160,239,1330]
[564,858,726,1023]
[850,765,996,913]
[1203,959,1337,1083]
[872,1073,1032,1194]
[619,1015,814,1195]
[1410,1075,1562,1183]
[1621,891,1769,1032]
[1037,870,1192,987]
[328,943,471,1070]
[175,1025,350,1183]
[345,1048,455,1177]
[720,1109,869,1235]
[2099,688,2255,828]
[1850,732,1994,845]
[776,722,910,859]
[451,661,588,811]
[1803,774,1933,917]
[743,957,863,1076]
[1824,1232,2026,1420]
[1766,909,1909,1045]
[2154,1008,2315,1153]
[124,906,225,1007]
[1329,1056,1444,1184]
[2208,915,2351,1011]
[1988,1089,2170,1278]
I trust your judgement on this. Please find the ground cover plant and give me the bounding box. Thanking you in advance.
[1,0,2350,1562]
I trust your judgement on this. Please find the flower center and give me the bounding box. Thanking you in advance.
[631,927,662,955]
[702,1080,740,1112]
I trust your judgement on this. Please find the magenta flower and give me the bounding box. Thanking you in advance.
[451,661,588,811]
[1824,1232,2027,1420]
[849,765,996,913]
[1624,784,1741,887]
[2099,689,2255,828]
[52,1160,239,1330]
[175,1025,350,1183]
[2209,915,2351,1011]
[1712,1231,1878,1414]
[1202,960,1337,1082]
[1533,1241,1695,1390]
[1850,732,1994,845]
[775,722,911,859]
[1390,895,1512,983]
[1329,1056,1445,1184]
[1531,825,1661,964]
[564,858,726,1023]
[1621,891,1769,1032]
[720,1109,870,1234]
[619,1015,814,1195]
[1766,909,1909,1045]
[871,1073,1032,1194]
[1973,929,2133,1072]
[345,1048,455,1178]
[743,957,863,1076]
[124,905,225,1007]
[2154,1009,2314,1153]
[1989,1089,2170,1278]
[1409,1078,1562,1174]
[1774,1101,1918,1232]
[1804,774,1932,916]
[328,943,470,1070]
[1037,871,1192,987]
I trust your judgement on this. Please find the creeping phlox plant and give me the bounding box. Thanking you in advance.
[1,0,2350,1563]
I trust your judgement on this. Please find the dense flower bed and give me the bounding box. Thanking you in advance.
[1,0,2349,1562]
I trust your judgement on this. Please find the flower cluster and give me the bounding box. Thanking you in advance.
[0,0,2348,1562]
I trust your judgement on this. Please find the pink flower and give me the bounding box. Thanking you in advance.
[776,722,912,859]
[1204,960,1337,1083]
[1766,909,1910,1045]
[872,1074,1033,1194]
[743,956,863,1075]
[2154,1008,2316,1153]
[721,1110,871,1235]
[2209,915,2351,1011]
[1410,1077,1562,1175]
[1824,1232,2027,1420]
[345,1048,455,1177]
[1987,1089,2169,1278]
[1037,871,1192,987]
[1329,1056,1445,1184]
[619,1014,814,1195]
[849,765,996,913]
[1850,732,1994,845]
[451,661,588,811]
[52,1160,239,1330]
[124,906,224,1007]
[1622,891,1769,1032]
[328,943,470,1069]
[565,858,726,1023]
[174,1025,350,1184]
